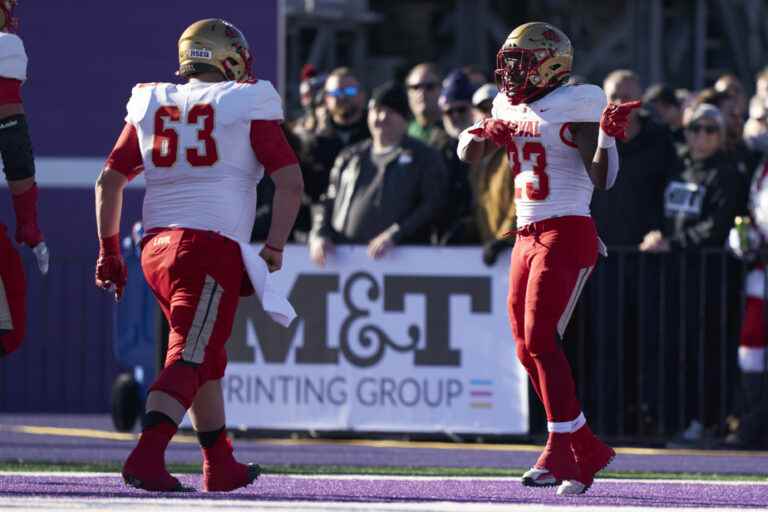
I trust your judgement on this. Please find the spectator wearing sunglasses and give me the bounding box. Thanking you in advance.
[640,103,747,252]
[433,69,479,245]
[405,62,445,145]
[295,67,371,242]
[697,88,759,185]
[641,104,748,446]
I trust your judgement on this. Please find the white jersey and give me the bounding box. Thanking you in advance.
[491,84,606,227]
[0,32,27,81]
[125,80,284,243]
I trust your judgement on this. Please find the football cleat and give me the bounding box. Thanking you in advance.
[521,432,580,488]
[202,433,261,492]
[122,451,193,492]
[558,427,616,495]
[122,472,194,493]
[521,467,559,487]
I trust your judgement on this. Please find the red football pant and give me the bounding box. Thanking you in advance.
[739,288,767,373]
[741,297,767,349]
[141,228,244,408]
[508,216,597,424]
[0,223,26,357]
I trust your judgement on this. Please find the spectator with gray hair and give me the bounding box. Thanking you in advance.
[640,103,746,251]
[641,103,748,445]
[592,69,681,247]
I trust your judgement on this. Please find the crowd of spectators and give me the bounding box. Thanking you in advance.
[249,62,768,448]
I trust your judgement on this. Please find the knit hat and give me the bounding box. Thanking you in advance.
[439,69,476,108]
[370,81,411,120]
[643,83,680,108]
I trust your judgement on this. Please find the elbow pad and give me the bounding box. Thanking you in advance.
[0,114,35,181]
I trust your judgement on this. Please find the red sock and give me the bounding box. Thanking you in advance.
[137,421,177,454]
[123,421,180,491]
[533,347,581,422]
[572,423,594,446]
[202,429,236,465]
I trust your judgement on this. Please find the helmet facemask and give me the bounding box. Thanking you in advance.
[494,22,573,105]
[495,48,542,105]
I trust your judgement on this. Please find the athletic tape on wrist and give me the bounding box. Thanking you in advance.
[597,129,616,149]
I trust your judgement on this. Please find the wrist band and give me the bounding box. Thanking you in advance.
[597,129,616,149]
[265,243,283,253]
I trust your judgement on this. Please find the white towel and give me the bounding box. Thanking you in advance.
[237,242,297,327]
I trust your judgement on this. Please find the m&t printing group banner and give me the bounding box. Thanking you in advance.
[223,245,529,434]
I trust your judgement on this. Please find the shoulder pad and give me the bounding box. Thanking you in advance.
[226,80,284,122]
[125,82,170,125]
[0,33,27,81]
[491,93,507,119]
[561,84,606,122]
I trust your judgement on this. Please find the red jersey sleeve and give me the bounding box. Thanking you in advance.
[250,120,298,175]
[105,123,144,180]
[0,78,22,105]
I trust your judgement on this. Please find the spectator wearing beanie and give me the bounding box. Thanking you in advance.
[432,69,479,245]
[309,81,448,266]
[644,83,685,148]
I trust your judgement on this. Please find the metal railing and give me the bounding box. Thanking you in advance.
[527,247,745,443]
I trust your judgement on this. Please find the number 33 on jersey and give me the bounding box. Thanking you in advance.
[491,84,607,226]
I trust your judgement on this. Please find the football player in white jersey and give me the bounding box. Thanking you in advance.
[0,0,48,359]
[94,19,303,492]
[458,22,639,495]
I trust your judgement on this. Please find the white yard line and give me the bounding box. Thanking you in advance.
[0,496,764,512]
[0,470,766,485]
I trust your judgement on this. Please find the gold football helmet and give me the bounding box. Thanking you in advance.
[495,22,573,105]
[177,19,252,81]
[0,0,19,33]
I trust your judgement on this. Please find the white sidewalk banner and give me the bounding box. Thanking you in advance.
[223,244,529,434]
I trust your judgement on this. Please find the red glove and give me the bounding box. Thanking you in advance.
[599,100,642,141]
[11,183,44,247]
[468,118,516,148]
[95,234,127,301]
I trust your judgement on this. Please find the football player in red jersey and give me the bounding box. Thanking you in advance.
[94,19,303,492]
[0,0,49,359]
[458,22,639,495]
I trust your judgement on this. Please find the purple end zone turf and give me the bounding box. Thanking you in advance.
[0,475,767,508]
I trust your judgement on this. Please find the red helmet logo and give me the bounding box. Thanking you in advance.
[542,29,560,42]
